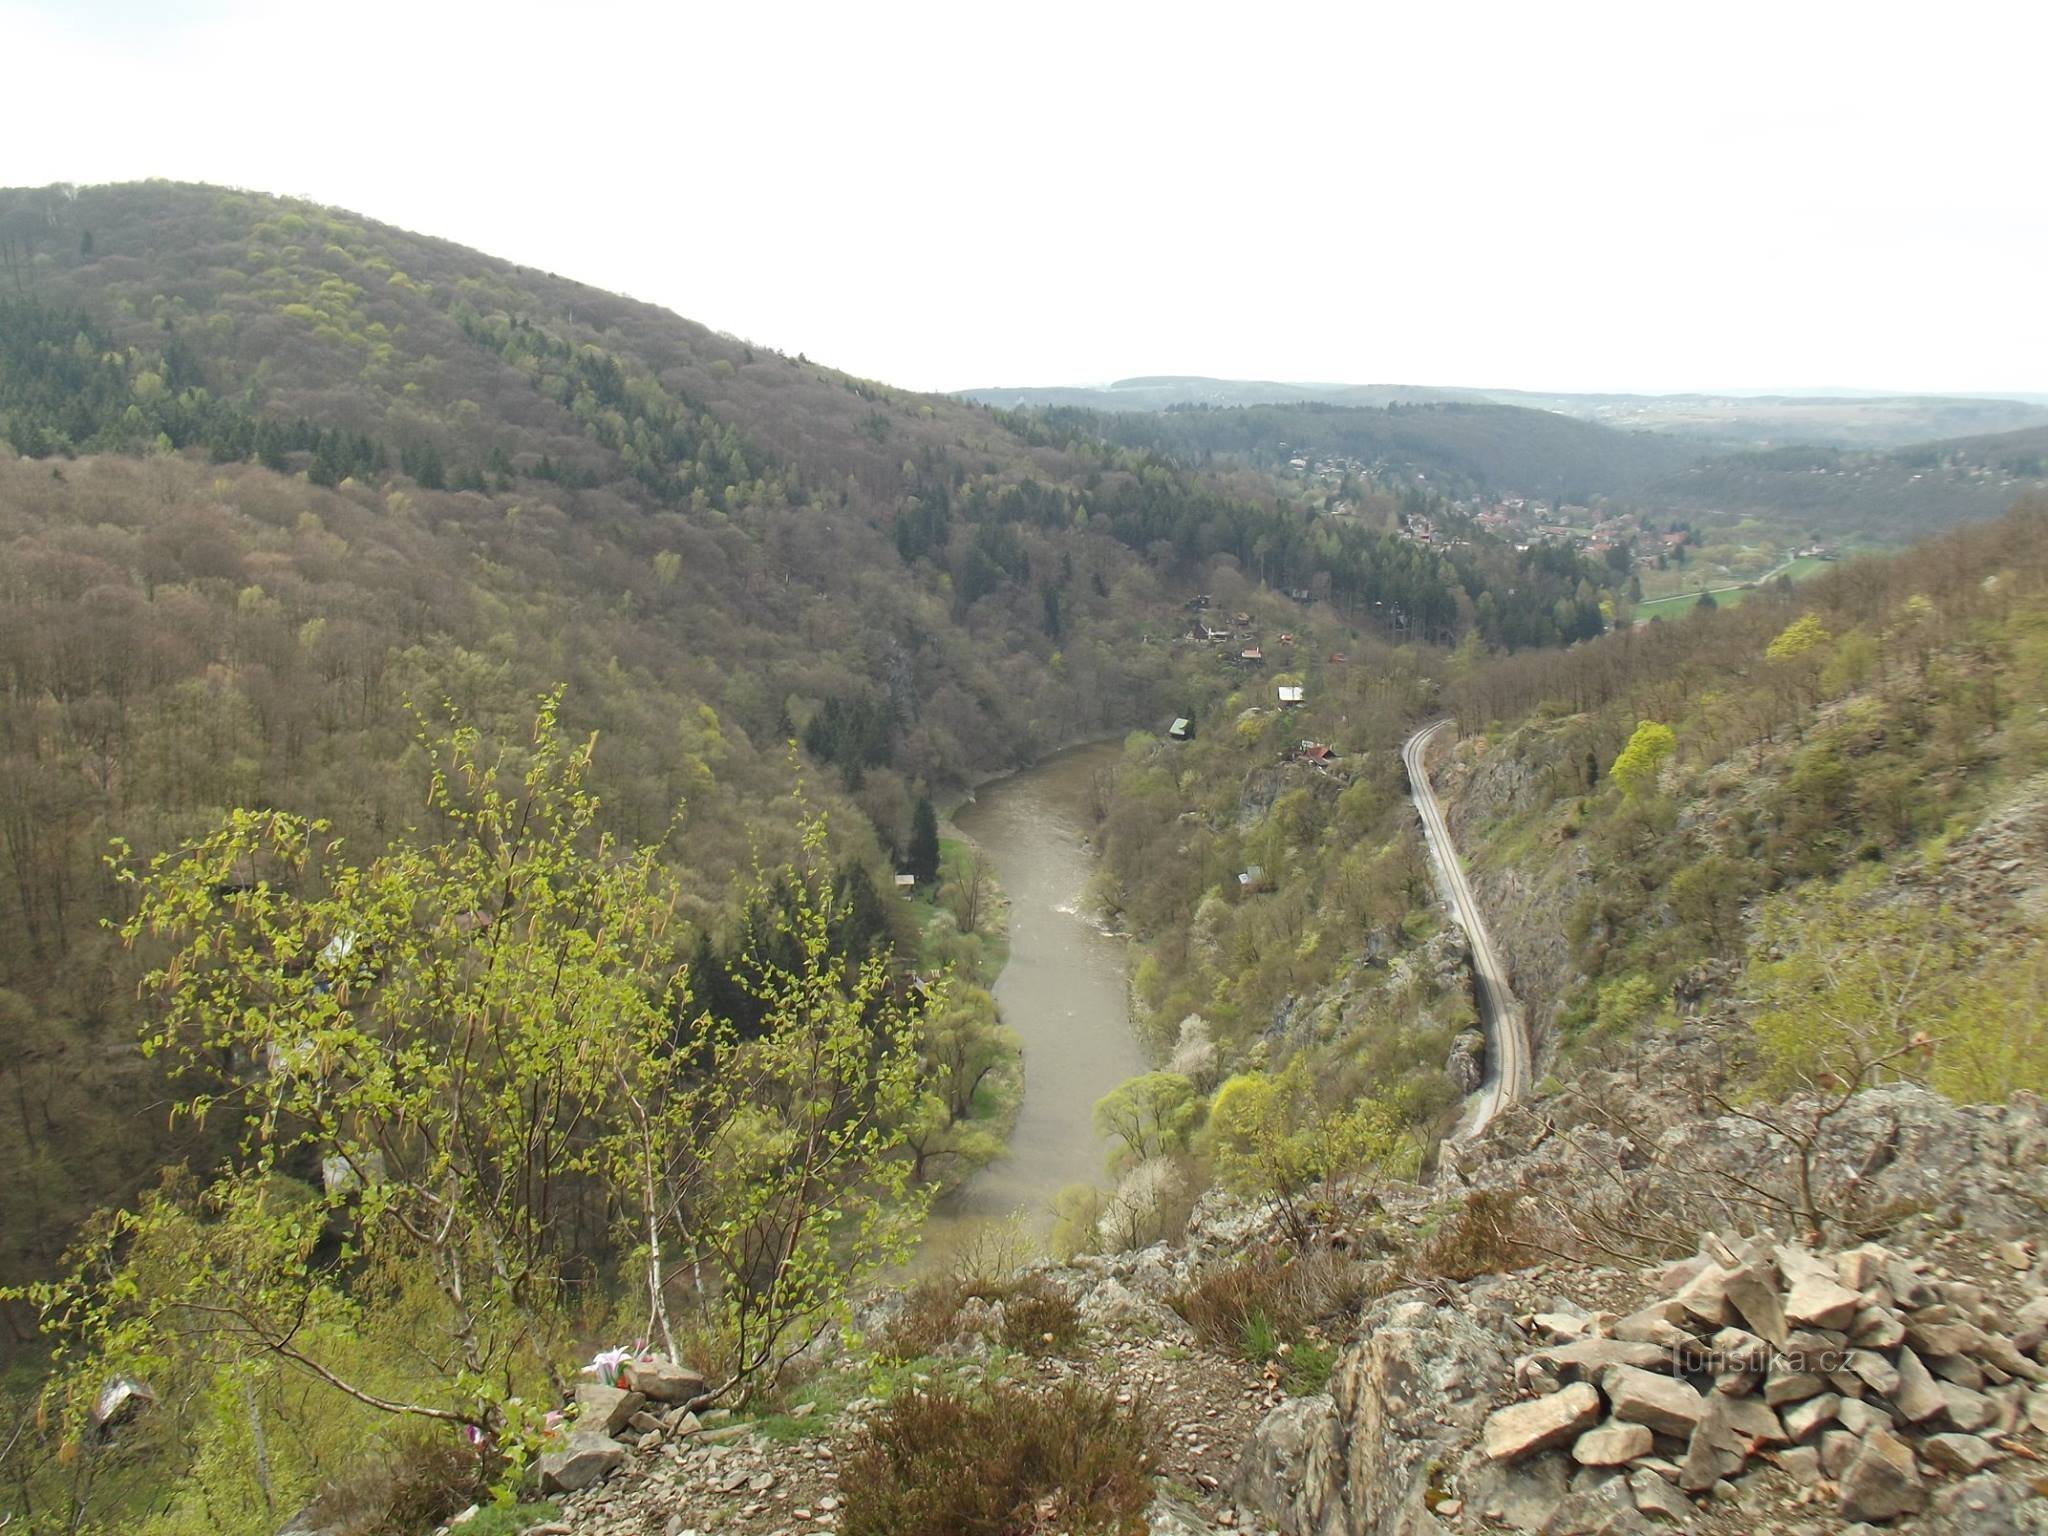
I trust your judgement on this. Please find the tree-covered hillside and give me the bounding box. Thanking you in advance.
[0,181,1635,1312]
[1003,399,1703,504]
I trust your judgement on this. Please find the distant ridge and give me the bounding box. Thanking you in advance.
[960,377,2048,450]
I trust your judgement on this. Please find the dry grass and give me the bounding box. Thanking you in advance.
[1168,1248,1376,1359]
[1414,1189,1535,1280]
[878,1271,1082,1360]
[838,1380,1151,1536]
[303,1428,489,1536]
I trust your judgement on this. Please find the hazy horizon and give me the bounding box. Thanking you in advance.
[6,0,2043,398]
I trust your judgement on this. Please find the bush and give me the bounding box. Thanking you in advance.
[1415,1190,1533,1280]
[298,1429,490,1536]
[876,1272,1081,1360]
[1169,1249,1375,1373]
[838,1381,1151,1536]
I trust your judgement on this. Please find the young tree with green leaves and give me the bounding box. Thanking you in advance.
[1608,720,1675,799]
[16,697,932,1500]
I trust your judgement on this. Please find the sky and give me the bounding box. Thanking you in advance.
[4,0,2044,397]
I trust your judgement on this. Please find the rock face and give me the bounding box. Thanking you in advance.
[1237,1293,1516,1536]
[1447,1029,1486,1094]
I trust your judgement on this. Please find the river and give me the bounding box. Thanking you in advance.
[925,740,1148,1254]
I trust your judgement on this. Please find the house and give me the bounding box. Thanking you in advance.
[1233,611,1253,627]
[1168,717,1193,741]
[1238,864,1266,889]
[1277,632,1295,646]
[1189,619,1231,643]
[1238,647,1265,664]
[1276,685,1304,706]
[1297,741,1337,764]
[894,873,917,890]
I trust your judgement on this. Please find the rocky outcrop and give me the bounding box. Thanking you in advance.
[1236,1291,1522,1535]
[1464,1073,2048,1248]
[1237,1224,2048,1536]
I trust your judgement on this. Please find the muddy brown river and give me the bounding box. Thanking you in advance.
[925,740,1148,1252]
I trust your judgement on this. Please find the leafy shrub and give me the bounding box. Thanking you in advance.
[838,1381,1151,1536]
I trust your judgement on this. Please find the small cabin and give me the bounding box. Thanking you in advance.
[1168,717,1193,742]
[1238,647,1265,664]
[1297,741,1337,764]
[1276,685,1304,707]
[1277,632,1295,646]
[894,873,918,891]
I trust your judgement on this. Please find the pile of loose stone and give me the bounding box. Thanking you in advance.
[1481,1233,2048,1525]
[537,1356,726,1495]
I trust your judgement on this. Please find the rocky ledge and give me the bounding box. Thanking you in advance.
[1239,1230,2048,1536]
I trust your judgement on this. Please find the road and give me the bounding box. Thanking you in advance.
[1403,719,1531,1140]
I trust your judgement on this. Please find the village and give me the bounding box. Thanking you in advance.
[1275,448,1833,592]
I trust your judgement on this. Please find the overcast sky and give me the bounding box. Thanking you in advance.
[5,0,2043,396]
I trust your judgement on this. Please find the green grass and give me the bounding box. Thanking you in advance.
[1637,554,1832,620]
[460,1502,563,1535]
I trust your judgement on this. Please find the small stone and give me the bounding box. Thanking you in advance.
[1574,1421,1655,1466]
[618,1356,710,1404]
[1937,1381,1998,1432]
[1724,1266,1788,1348]
[1838,1427,1925,1523]
[1485,1381,1603,1461]
[1996,1239,2033,1271]
[538,1431,626,1493]
[1849,1307,1905,1350]
[1764,1369,1830,1407]
[1846,1349,1900,1398]
[1719,1396,1786,1444]
[1836,1398,1892,1437]
[1674,1265,1733,1328]
[1677,1397,1748,1494]
[1781,1393,1840,1441]
[1615,1303,1693,1351]
[1820,1429,1859,1478]
[1920,1432,2002,1475]
[1533,1338,1675,1381]
[1629,1469,1692,1525]
[573,1383,647,1438]
[1835,1245,1895,1292]
[1782,1269,1848,1330]
[1602,1366,1705,1438]
[1930,1352,1987,1390]
[1777,1445,1820,1482]
[1893,1346,1946,1422]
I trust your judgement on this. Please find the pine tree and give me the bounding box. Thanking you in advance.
[907,796,941,887]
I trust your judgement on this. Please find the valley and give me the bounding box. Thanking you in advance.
[0,177,2043,1536]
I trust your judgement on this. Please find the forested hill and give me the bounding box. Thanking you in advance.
[995,399,1704,504]
[0,181,1634,1301]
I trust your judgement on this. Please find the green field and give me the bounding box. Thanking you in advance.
[1636,555,1833,621]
